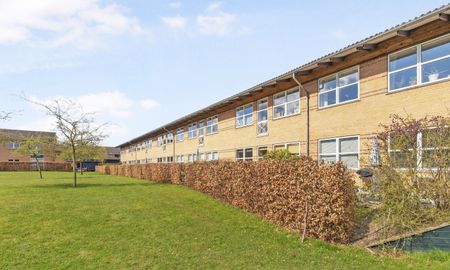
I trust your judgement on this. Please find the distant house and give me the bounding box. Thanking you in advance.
[78,147,121,171]
[0,128,59,162]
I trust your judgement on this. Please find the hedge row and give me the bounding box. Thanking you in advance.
[0,162,71,171]
[96,157,355,243]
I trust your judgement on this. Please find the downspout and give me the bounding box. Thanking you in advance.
[292,73,310,157]
[163,127,175,163]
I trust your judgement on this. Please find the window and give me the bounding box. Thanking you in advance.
[188,153,197,163]
[166,133,173,144]
[188,123,197,139]
[7,142,20,150]
[319,136,359,169]
[236,148,253,161]
[273,142,300,156]
[176,155,184,163]
[389,128,449,169]
[257,146,268,159]
[198,121,204,137]
[176,128,184,142]
[273,88,300,118]
[318,67,359,108]
[389,34,450,91]
[199,153,205,161]
[157,136,163,146]
[257,99,268,135]
[206,116,218,135]
[207,151,219,161]
[236,103,253,127]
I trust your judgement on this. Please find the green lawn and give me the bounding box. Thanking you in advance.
[0,172,449,269]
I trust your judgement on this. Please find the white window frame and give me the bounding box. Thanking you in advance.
[157,136,163,147]
[188,123,198,139]
[198,121,204,137]
[236,103,254,128]
[272,142,300,156]
[257,146,268,159]
[273,87,301,119]
[206,151,219,161]
[318,136,360,170]
[318,66,359,109]
[176,128,184,142]
[257,98,269,136]
[206,116,219,135]
[236,147,253,161]
[388,33,450,92]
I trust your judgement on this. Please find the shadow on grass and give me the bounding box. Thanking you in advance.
[31,182,161,189]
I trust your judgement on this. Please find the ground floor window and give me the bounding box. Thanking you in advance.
[176,155,184,163]
[206,151,219,161]
[257,146,268,159]
[273,142,300,156]
[188,153,197,163]
[236,148,253,161]
[319,136,359,169]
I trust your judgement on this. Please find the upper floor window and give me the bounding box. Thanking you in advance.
[257,99,268,135]
[198,121,204,137]
[7,142,20,150]
[157,136,163,146]
[165,133,173,144]
[273,88,300,119]
[389,34,450,92]
[318,67,359,108]
[188,123,197,139]
[206,116,218,135]
[236,103,253,128]
[319,136,359,169]
[176,128,184,142]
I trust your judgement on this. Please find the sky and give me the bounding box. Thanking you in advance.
[0,0,448,146]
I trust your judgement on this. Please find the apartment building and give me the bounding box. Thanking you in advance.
[118,5,450,170]
[0,128,59,162]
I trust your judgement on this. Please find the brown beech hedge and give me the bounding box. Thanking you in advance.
[0,162,71,171]
[96,157,355,243]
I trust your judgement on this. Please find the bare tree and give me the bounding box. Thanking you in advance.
[26,98,107,187]
[0,111,12,121]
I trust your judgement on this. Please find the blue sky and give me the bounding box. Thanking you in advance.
[0,0,448,146]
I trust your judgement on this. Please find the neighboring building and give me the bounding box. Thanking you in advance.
[0,128,58,162]
[79,147,121,171]
[118,5,450,170]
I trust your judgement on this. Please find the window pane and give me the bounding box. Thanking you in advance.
[244,114,253,125]
[244,104,253,115]
[421,57,450,83]
[286,89,299,102]
[422,36,450,63]
[258,110,268,122]
[389,66,417,91]
[274,105,285,118]
[389,47,417,71]
[258,99,268,110]
[258,147,268,157]
[245,148,253,159]
[257,122,268,135]
[286,101,299,115]
[236,117,244,127]
[287,143,299,155]
[339,84,358,103]
[319,76,336,92]
[320,155,336,163]
[273,94,285,106]
[339,137,358,153]
[338,69,358,87]
[320,140,336,154]
[319,90,336,107]
[340,154,359,168]
[274,145,284,151]
[236,108,244,117]
[390,151,415,168]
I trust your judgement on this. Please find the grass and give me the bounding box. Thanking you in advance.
[0,172,449,270]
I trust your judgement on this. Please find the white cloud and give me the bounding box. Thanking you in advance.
[161,15,187,29]
[206,2,222,12]
[0,0,142,48]
[140,99,160,110]
[197,12,235,36]
[168,2,181,9]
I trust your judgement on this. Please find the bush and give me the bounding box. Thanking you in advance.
[264,149,300,160]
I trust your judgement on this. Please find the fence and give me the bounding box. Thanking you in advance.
[0,162,71,171]
[96,157,355,243]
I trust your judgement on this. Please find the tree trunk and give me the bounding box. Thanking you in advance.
[71,146,77,187]
[80,161,84,175]
[34,156,43,179]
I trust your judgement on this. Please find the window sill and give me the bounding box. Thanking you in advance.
[387,76,450,95]
[257,133,268,137]
[317,98,360,111]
